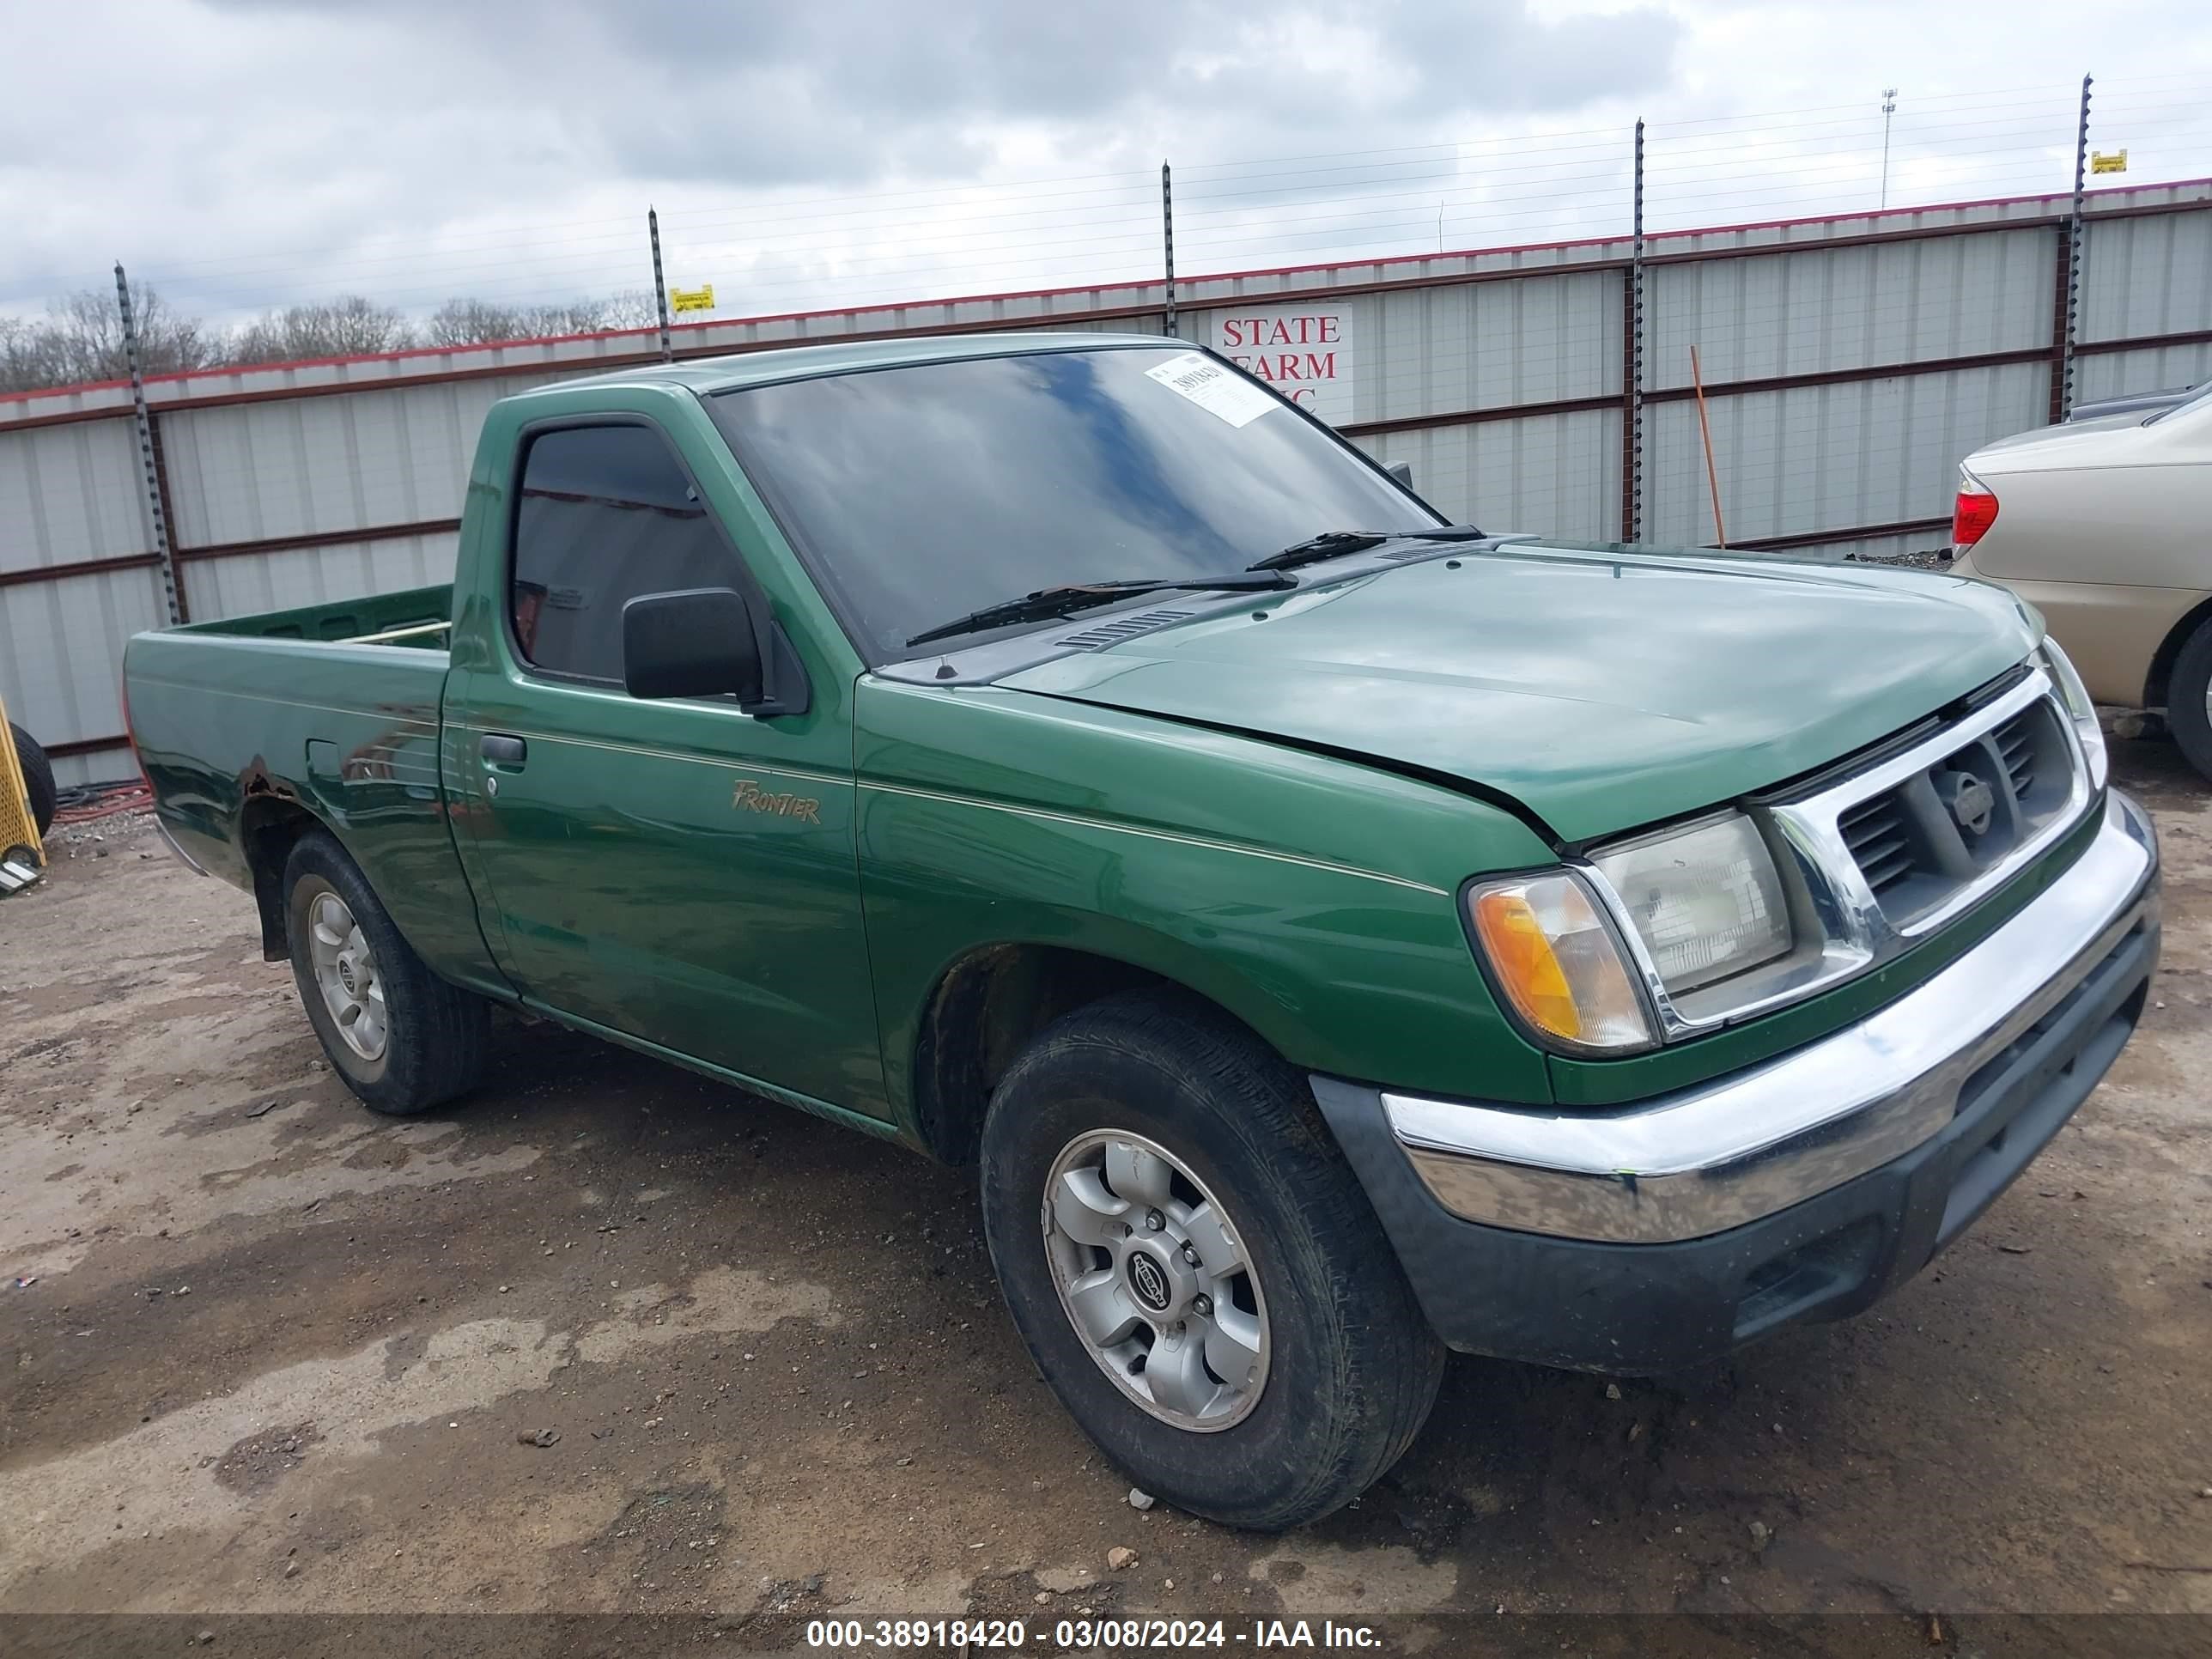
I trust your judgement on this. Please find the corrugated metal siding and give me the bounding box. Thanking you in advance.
[1182,270,1619,422]
[1647,227,2054,389]
[2075,343,2212,403]
[1356,412,1620,540]
[2079,204,2212,343]
[0,417,156,784]
[0,419,149,573]
[1645,361,2050,548]
[161,372,562,547]
[185,532,462,623]
[1,565,164,785]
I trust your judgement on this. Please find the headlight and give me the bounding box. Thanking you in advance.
[1466,872,1656,1054]
[2033,639,2107,790]
[1589,812,1791,995]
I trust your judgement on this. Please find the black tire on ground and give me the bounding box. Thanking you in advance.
[9,722,56,836]
[2167,616,2212,784]
[282,830,487,1115]
[977,988,1444,1531]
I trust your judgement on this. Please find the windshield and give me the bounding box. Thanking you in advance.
[708,345,1441,660]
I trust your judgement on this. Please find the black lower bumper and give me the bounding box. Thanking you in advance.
[1310,904,2159,1376]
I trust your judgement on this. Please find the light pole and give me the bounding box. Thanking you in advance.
[1881,88,1899,209]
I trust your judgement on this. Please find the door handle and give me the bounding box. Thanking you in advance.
[479,733,527,766]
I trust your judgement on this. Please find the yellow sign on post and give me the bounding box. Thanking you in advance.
[2091,149,2128,174]
[669,285,716,313]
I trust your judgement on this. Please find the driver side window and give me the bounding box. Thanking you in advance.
[510,423,743,682]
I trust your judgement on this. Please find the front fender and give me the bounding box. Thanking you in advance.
[854,681,1557,1123]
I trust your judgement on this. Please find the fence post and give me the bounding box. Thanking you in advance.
[1161,161,1178,339]
[2056,74,2093,421]
[1620,119,1646,544]
[114,263,182,626]
[649,207,673,364]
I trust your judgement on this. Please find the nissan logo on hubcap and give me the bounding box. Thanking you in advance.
[1127,1252,1173,1313]
[1943,771,1996,838]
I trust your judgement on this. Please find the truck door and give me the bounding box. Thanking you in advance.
[444,414,885,1119]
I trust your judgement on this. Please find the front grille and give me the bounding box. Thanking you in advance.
[1838,791,1918,896]
[1994,710,2036,800]
[1826,691,2083,930]
[1638,673,2097,1038]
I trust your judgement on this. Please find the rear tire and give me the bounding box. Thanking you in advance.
[2167,617,2212,784]
[283,831,487,1115]
[977,989,1443,1531]
[9,722,55,836]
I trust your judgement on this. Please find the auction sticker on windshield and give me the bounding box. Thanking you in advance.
[1144,352,1278,428]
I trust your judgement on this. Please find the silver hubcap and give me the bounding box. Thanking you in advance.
[1041,1131,1269,1432]
[307,889,387,1061]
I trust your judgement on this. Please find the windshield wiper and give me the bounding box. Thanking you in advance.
[1249,524,1489,573]
[905,572,1295,650]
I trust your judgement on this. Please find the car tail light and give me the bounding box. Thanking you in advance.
[1953,471,1999,548]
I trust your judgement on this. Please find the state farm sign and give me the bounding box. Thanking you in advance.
[1215,306,1355,424]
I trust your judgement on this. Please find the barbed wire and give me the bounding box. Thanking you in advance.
[2,73,2204,391]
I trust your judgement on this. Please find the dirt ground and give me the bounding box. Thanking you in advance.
[3,742,2209,1632]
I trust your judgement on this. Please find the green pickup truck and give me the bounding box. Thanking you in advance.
[126,333,2160,1530]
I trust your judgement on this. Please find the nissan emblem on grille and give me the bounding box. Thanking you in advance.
[1942,771,1997,838]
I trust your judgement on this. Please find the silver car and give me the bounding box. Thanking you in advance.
[1951,382,2212,778]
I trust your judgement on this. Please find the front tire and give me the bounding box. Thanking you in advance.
[283,831,487,1115]
[978,989,1443,1530]
[2166,616,2212,783]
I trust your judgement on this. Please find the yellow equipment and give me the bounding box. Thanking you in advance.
[0,691,45,896]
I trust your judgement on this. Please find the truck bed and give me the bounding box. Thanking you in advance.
[173,583,455,647]
[123,582,493,991]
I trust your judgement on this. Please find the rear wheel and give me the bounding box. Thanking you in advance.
[2167,616,2212,783]
[977,989,1443,1531]
[9,722,55,836]
[283,831,487,1115]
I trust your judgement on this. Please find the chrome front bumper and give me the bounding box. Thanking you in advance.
[1385,789,2159,1246]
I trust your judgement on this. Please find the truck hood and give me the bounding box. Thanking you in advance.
[999,541,2038,845]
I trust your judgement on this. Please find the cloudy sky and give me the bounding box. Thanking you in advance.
[3,0,2210,331]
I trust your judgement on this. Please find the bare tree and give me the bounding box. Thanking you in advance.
[227,295,415,366]
[0,283,216,392]
[425,289,663,347]
[1,283,672,394]
[595,289,660,331]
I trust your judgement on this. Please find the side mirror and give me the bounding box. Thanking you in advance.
[622,587,763,702]
[1386,460,1414,490]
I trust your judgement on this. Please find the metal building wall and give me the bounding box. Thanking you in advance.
[182,531,462,623]
[1176,265,1624,532]
[3,180,2209,783]
[1643,224,2058,548]
[157,369,572,625]
[0,419,165,786]
[2076,204,2212,401]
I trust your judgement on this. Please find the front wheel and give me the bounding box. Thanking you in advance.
[283,831,487,1115]
[978,990,1443,1530]
[2166,615,2212,783]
